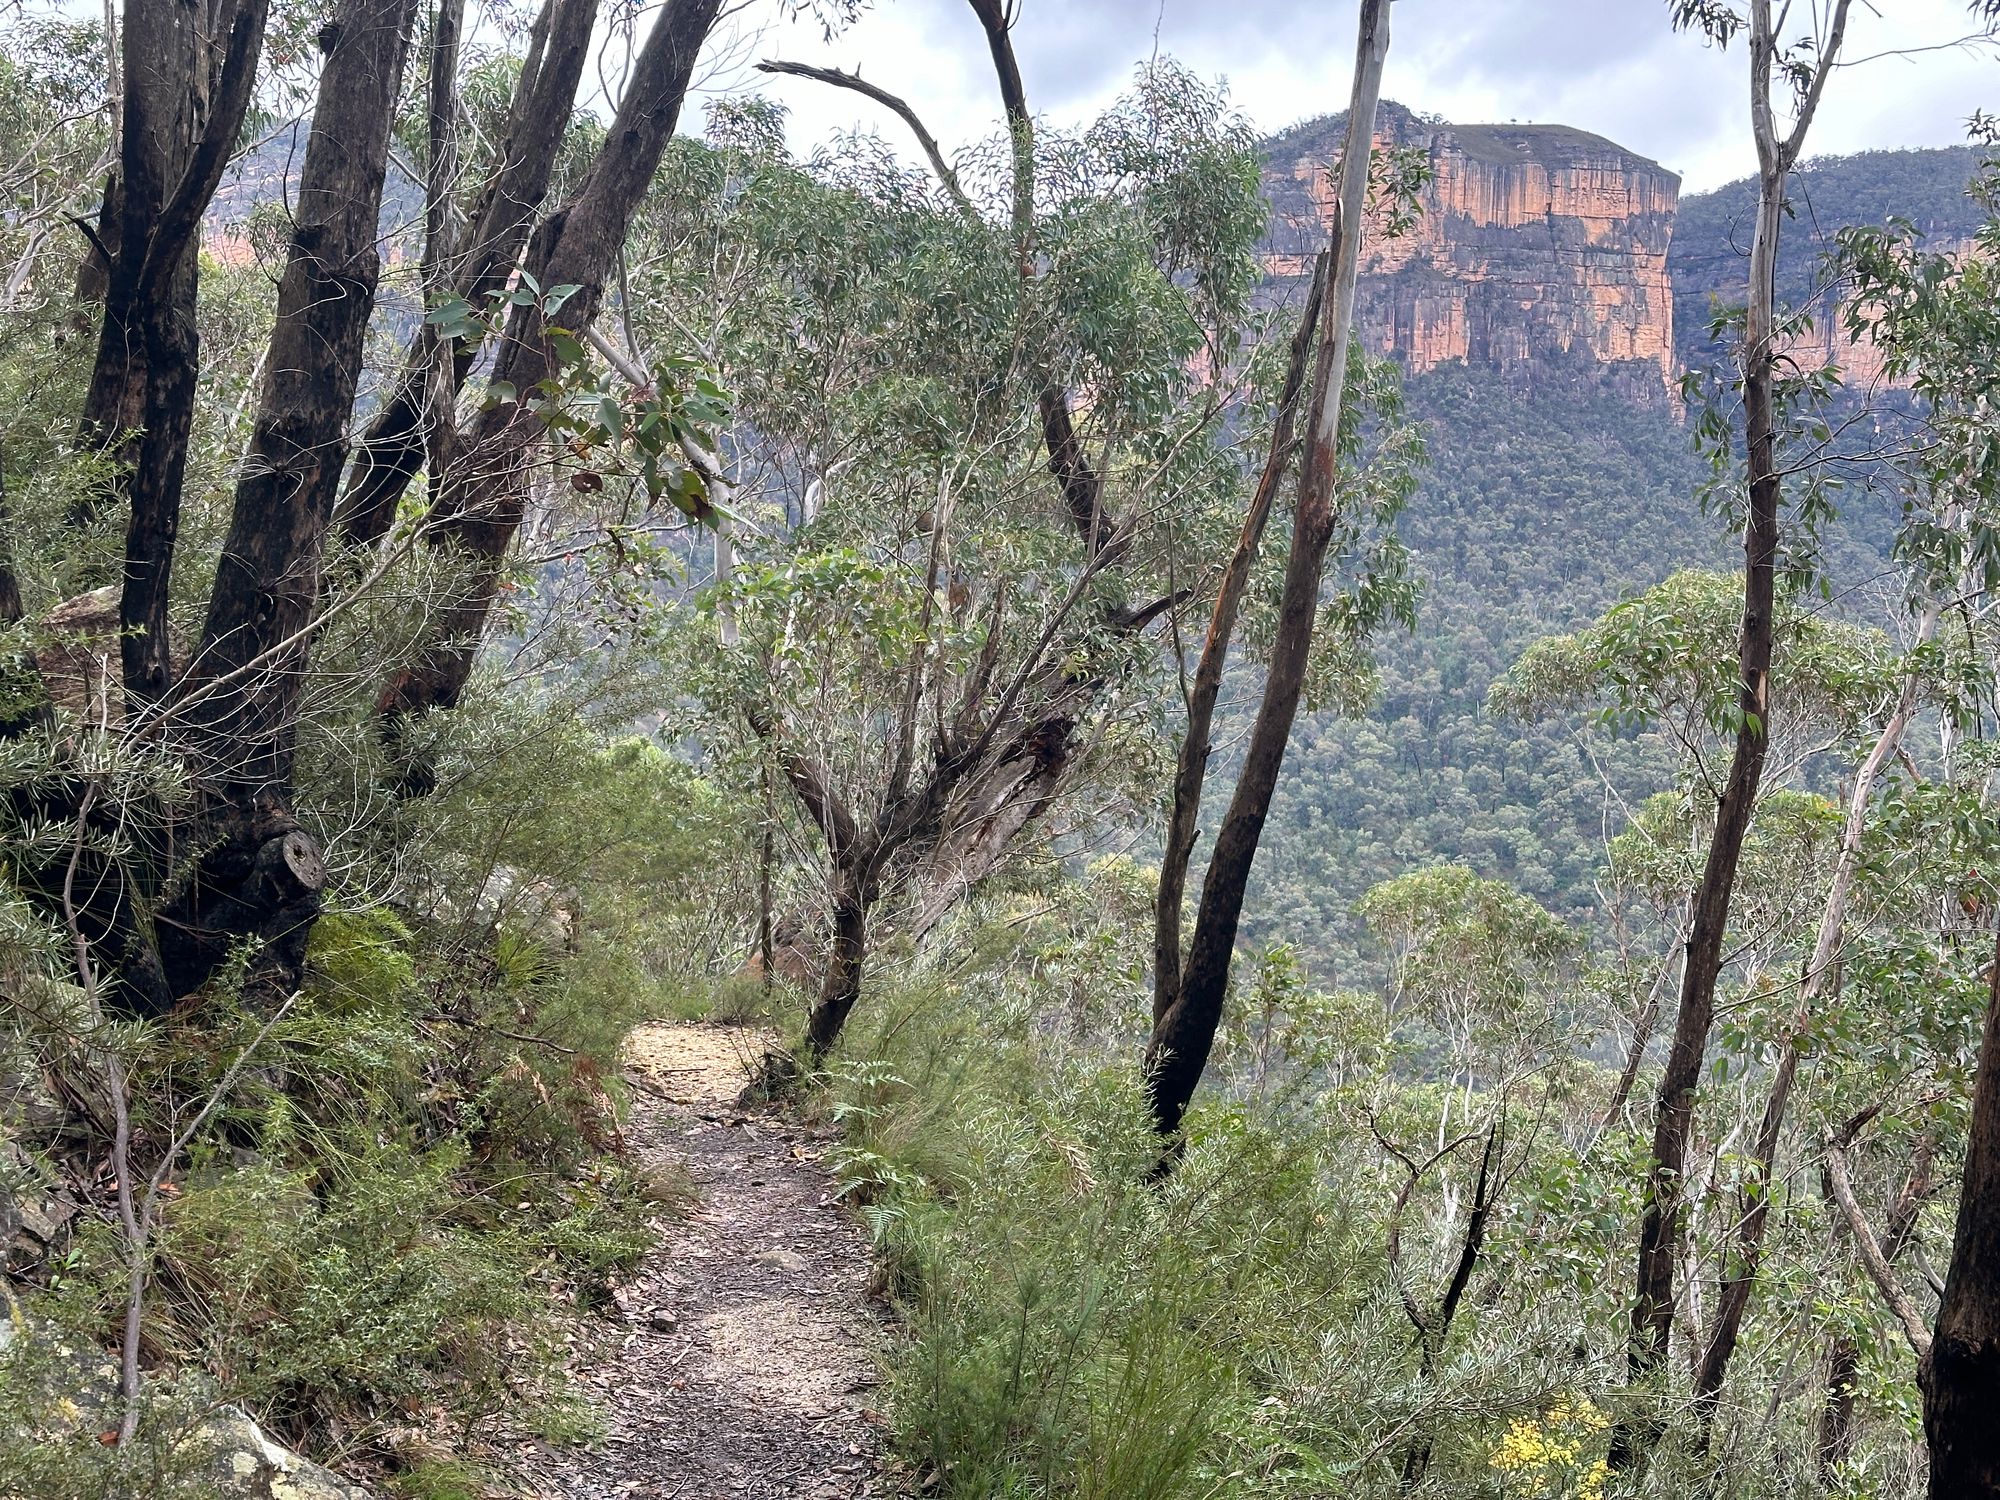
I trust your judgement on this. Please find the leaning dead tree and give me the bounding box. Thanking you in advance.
[1612,0,1851,1467]
[1143,0,1392,1141]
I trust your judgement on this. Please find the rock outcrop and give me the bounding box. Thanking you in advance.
[1262,102,1681,403]
[0,1314,373,1499]
[1670,146,1989,391]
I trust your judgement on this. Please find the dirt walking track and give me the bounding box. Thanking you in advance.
[517,1024,898,1500]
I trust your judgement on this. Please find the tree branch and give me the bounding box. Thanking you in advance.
[753,59,975,217]
[1825,1113,1934,1360]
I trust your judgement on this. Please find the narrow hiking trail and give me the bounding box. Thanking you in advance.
[519,1024,899,1500]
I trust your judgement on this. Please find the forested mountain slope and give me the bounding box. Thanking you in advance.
[10,0,2000,1488]
[1238,140,1987,982]
[1672,143,1986,373]
[1238,365,1714,977]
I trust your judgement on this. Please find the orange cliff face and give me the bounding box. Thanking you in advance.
[1261,103,1681,403]
[1764,236,1977,395]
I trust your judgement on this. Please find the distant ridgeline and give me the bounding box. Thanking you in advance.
[1671,144,1985,385]
[195,109,1992,982]
[1259,102,1986,401]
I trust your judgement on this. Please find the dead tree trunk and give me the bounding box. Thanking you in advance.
[1613,1,1849,1463]
[1923,927,2000,1499]
[376,0,721,726]
[1394,1122,1502,1489]
[134,0,420,1006]
[1143,0,1391,1140]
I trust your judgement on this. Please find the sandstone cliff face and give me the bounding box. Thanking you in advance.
[1670,147,1989,395]
[1262,103,1681,403]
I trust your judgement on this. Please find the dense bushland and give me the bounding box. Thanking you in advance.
[6,0,2000,1496]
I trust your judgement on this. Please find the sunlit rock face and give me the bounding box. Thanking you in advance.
[1261,102,1681,404]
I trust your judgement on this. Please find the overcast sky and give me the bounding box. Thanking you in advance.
[689,0,2000,193]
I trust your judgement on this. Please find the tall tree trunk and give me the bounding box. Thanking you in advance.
[77,0,270,706]
[1624,172,1779,1404]
[333,0,602,548]
[25,0,270,1011]
[76,0,262,464]
[1143,0,1391,1140]
[143,0,418,1006]
[1923,927,2000,1499]
[1613,4,1848,1462]
[1153,253,1328,1025]
[377,0,721,724]
[1691,598,1940,1432]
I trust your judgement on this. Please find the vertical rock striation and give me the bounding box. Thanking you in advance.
[1262,101,1681,404]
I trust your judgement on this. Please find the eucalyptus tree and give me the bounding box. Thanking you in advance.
[1357,864,1580,1490]
[332,0,607,551]
[0,21,111,314]
[1492,564,1983,1435]
[647,22,1271,1064]
[1607,1,1854,1461]
[1143,0,1406,1142]
[1838,134,2000,1496]
[4,0,732,1011]
[370,0,723,747]
[0,0,432,1010]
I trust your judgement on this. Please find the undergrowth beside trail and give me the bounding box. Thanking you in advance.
[799,877,1895,1500]
[0,730,765,1499]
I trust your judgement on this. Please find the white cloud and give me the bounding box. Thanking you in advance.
[693,0,2000,193]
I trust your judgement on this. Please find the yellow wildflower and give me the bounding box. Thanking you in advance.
[1488,1397,1611,1499]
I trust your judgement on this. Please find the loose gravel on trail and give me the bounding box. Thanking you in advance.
[520,1025,898,1500]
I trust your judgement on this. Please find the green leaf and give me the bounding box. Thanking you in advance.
[424,295,474,327]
